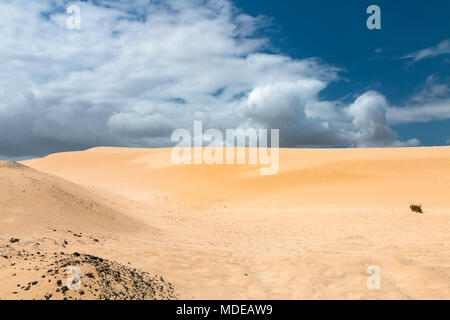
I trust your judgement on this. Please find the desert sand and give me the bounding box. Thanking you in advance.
[0,146,448,299]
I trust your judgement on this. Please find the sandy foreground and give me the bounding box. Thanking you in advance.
[0,146,448,299]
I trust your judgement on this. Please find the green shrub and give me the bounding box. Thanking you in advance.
[410,204,423,214]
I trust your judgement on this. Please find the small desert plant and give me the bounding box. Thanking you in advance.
[409,204,423,214]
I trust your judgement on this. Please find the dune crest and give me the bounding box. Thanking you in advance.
[23,147,450,210]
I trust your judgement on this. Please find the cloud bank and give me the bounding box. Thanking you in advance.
[0,0,447,158]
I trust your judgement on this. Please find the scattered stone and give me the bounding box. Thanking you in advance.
[0,239,177,300]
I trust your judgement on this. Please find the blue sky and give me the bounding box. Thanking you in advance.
[235,0,450,145]
[0,0,449,158]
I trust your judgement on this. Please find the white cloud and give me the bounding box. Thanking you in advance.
[0,0,442,157]
[346,91,398,147]
[410,75,449,103]
[403,39,450,62]
[386,75,450,124]
[386,99,450,124]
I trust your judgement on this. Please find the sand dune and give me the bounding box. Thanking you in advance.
[4,146,449,299]
[0,160,143,236]
[0,160,176,300]
[23,147,450,210]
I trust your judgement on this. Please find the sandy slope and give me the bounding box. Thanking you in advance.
[12,146,450,299]
[0,161,176,300]
[0,160,143,236]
